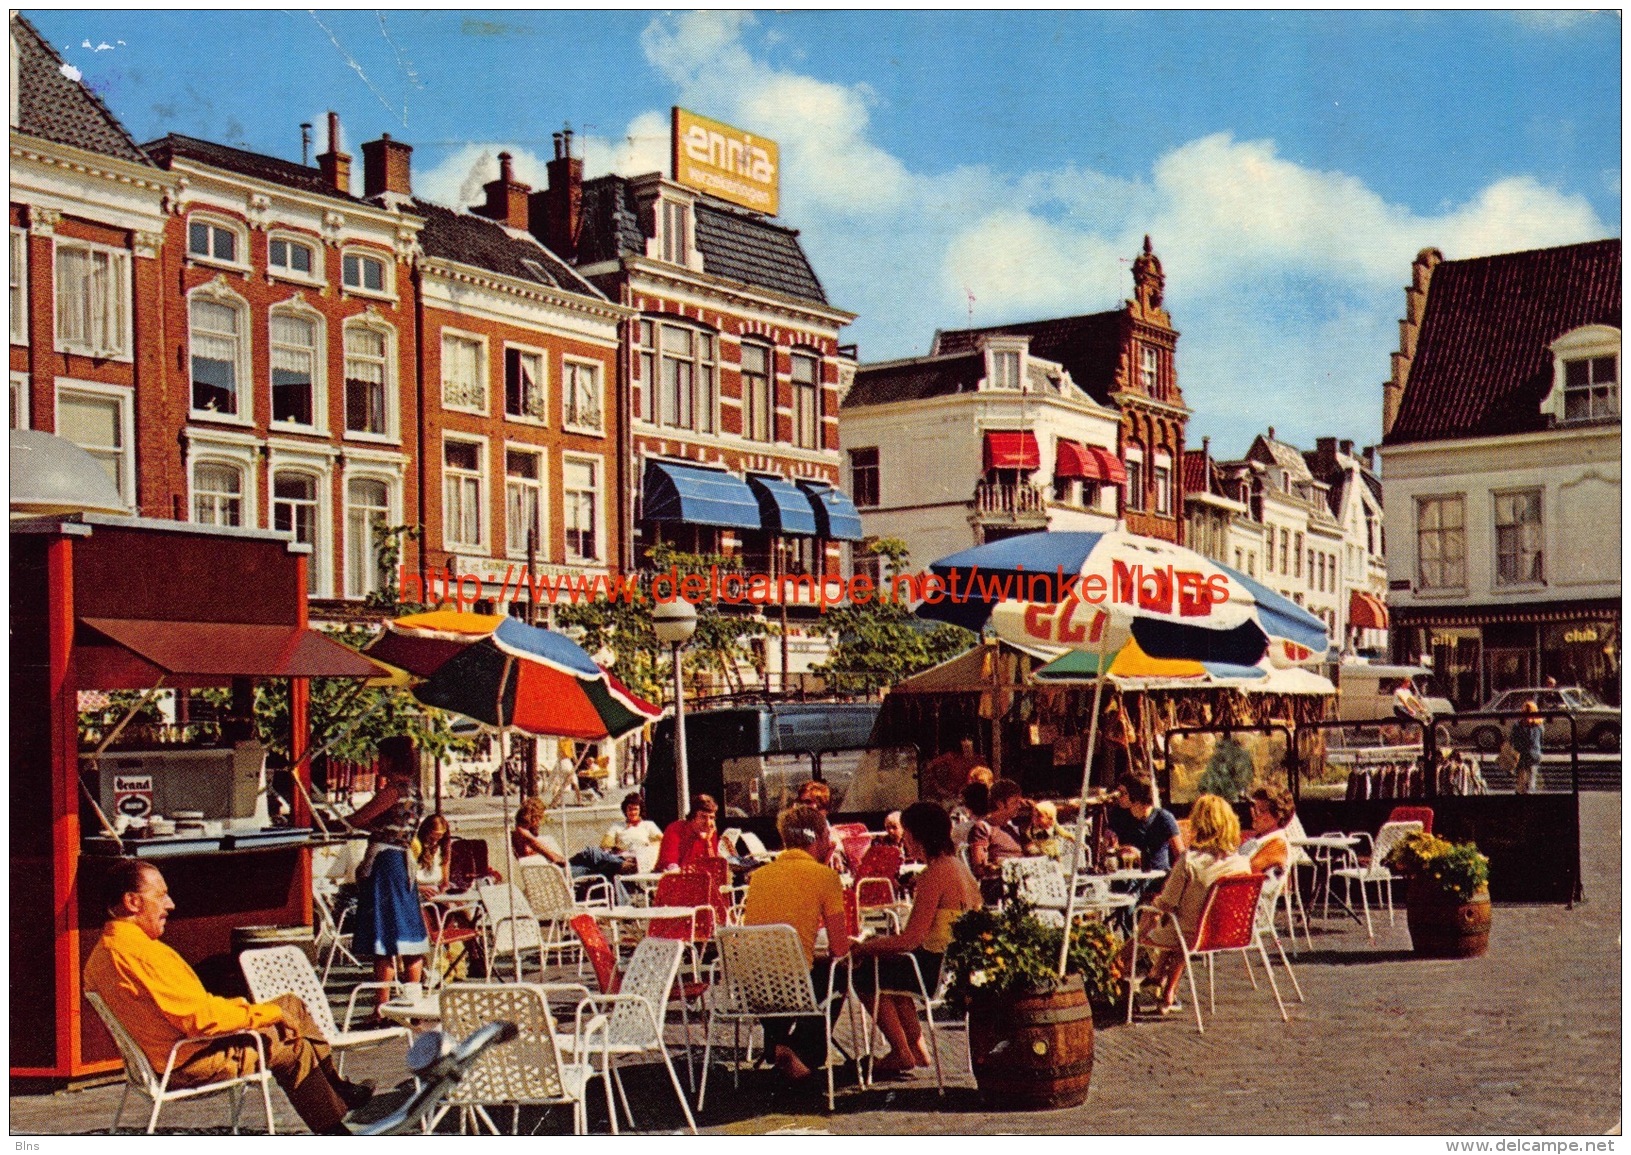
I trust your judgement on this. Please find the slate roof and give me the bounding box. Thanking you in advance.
[12,14,151,165]
[1388,238,1622,444]
[411,200,602,299]
[1249,434,1314,482]
[143,133,360,203]
[932,310,1124,405]
[575,175,829,306]
[843,352,984,408]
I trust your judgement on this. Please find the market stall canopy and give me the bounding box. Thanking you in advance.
[10,429,129,518]
[76,617,388,686]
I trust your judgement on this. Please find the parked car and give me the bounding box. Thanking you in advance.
[1447,687,1620,753]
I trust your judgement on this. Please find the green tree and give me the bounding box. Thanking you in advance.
[813,538,975,694]
[1198,735,1255,799]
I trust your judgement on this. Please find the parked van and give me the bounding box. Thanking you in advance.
[643,702,892,825]
[1334,663,1453,723]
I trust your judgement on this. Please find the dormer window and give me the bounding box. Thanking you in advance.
[990,350,1021,389]
[1140,346,1158,391]
[1545,324,1620,423]
[661,199,691,266]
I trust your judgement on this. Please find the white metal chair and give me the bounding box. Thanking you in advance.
[699,924,849,1112]
[435,983,612,1135]
[1252,870,1305,1004]
[312,878,359,984]
[1126,872,1287,1034]
[516,860,595,969]
[558,936,698,1133]
[476,881,549,981]
[1278,817,1317,951]
[1331,820,1424,940]
[858,951,952,1096]
[237,945,409,1075]
[85,990,276,1135]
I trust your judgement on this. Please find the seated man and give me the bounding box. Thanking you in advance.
[83,859,372,1135]
[1106,773,1184,873]
[601,791,664,874]
[656,794,724,872]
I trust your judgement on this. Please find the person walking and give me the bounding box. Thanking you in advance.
[1511,699,1545,794]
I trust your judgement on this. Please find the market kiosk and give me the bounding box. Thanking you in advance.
[10,509,380,1081]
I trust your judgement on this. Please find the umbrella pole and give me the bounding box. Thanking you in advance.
[1058,627,1113,977]
[493,654,521,984]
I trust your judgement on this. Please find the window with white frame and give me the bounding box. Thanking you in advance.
[1294,532,1304,578]
[443,438,485,550]
[268,235,317,279]
[54,240,130,357]
[187,217,239,264]
[1563,354,1618,422]
[342,250,388,294]
[10,372,28,429]
[1416,494,1466,591]
[636,319,655,421]
[660,199,691,266]
[563,456,601,563]
[1124,444,1146,512]
[504,347,546,422]
[192,461,243,527]
[344,324,391,436]
[56,384,130,504]
[648,321,716,433]
[273,471,321,592]
[1152,449,1173,516]
[563,360,603,432]
[505,448,544,558]
[10,227,25,344]
[1494,489,1543,586]
[988,350,1021,390]
[441,333,486,412]
[1140,346,1158,392]
[270,312,318,426]
[741,342,773,442]
[345,477,391,599]
[849,447,880,508]
[792,351,820,449]
[189,296,245,416]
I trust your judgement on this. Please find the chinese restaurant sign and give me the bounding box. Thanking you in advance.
[672,107,779,216]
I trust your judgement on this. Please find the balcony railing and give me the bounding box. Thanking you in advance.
[972,478,1048,523]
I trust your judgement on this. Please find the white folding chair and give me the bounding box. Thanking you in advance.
[476,882,549,982]
[312,878,359,984]
[699,924,848,1112]
[515,859,594,969]
[1252,870,1305,1004]
[859,952,951,1096]
[85,990,276,1135]
[1331,820,1424,940]
[238,945,409,1075]
[435,983,612,1135]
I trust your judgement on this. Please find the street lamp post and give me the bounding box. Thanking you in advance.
[652,598,698,816]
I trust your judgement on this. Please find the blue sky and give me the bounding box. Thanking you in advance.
[29,9,1620,457]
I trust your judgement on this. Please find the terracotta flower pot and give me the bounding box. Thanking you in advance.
[966,974,1094,1110]
[1405,881,1491,958]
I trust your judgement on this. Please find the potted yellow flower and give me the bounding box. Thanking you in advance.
[1383,831,1492,958]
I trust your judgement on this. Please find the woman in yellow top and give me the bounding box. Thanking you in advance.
[850,801,981,1074]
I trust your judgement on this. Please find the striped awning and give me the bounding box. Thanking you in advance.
[1055,439,1127,484]
[1349,589,1390,630]
[983,430,1040,471]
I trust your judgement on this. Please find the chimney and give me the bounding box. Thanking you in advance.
[475,151,531,231]
[1383,247,1442,436]
[317,111,351,195]
[1339,438,1354,458]
[1201,436,1212,495]
[362,133,413,199]
[534,125,584,261]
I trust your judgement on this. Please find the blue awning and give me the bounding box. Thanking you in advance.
[641,460,762,530]
[745,474,818,536]
[797,481,865,541]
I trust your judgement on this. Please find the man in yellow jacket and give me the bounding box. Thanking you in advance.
[83,858,372,1134]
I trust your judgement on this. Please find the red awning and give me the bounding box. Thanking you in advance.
[78,618,386,681]
[983,430,1041,471]
[1055,439,1127,484]
[1349,590,1390,630]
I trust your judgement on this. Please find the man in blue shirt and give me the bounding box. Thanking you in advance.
[1106,773,1183,872]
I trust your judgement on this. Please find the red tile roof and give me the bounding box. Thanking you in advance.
[1387,239,1621,444]
[1180,447,1210,496]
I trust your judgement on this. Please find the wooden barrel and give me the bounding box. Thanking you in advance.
[967,975,1095,1110]
[1406,883,1491,958]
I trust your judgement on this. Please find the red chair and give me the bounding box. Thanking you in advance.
[649,871,714,944]
[690,856,731,931]
[841,834,874,867]
[854,842,903,911]
[1126,873,1288,1034]
[1386,805,1434,834]
[570,912,620,995]
[448,838,501,891]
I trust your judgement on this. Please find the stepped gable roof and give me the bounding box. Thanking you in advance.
[577,175,829,306]
[143,133,360,202]
[12,14,150,165]
[843,352,984,409]
[932,310,1124,404]
[411,200,601,299]
[1388,238,1622,444]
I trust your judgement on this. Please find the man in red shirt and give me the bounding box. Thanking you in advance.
[657,794,722,871]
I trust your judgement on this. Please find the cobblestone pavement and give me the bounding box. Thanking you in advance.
[12,793,1620,1137]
